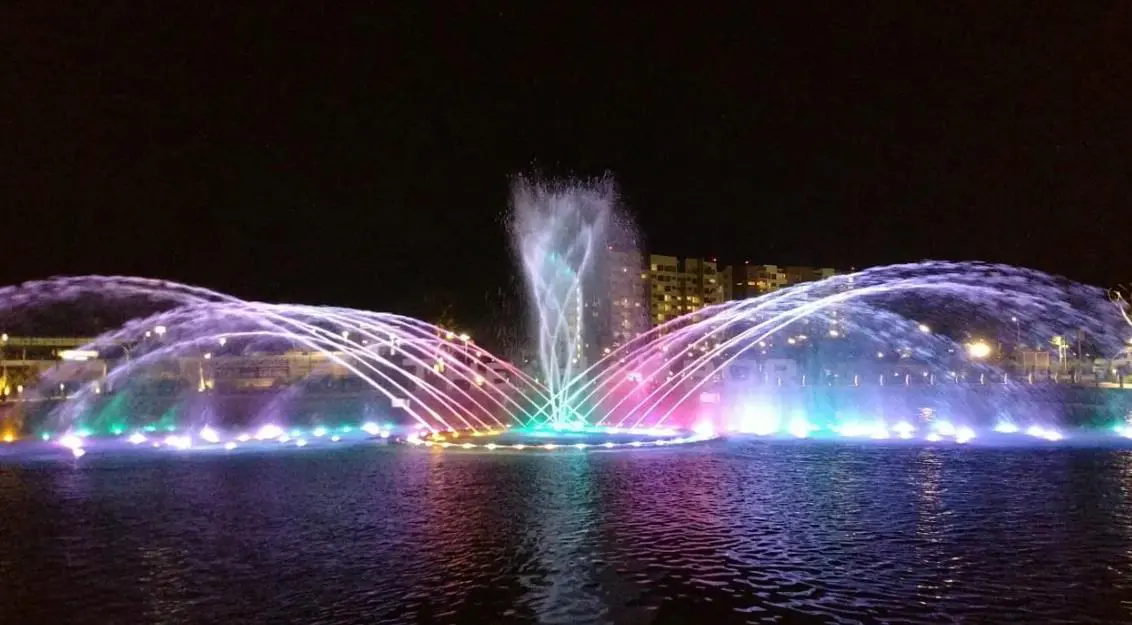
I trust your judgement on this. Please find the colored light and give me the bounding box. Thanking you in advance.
[295,438,307,447]
[993,421,1020,434]
[362,422,382,436]
[955,427,976,444]
[925,432,942,442]
[331,435,341,442]
[892,421,916,436]
[237,433,251,442]
[934,421,956,437]
[59,434,83,450]
[692,422,716,438]
[128,432,147,445]
[255,424,283,440]
[788,417,813,439]
[199,426,220,444]
[313,426,328,437]
[165,435,191,449]
[71,447,86,458]
[739,404,780,436]
[2,433,14,443]
[224,442,237,450]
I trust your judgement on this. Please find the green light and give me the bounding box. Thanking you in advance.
[340,425,353,433]
[40,432,51,441]
[110,426,124,436]
[289,428,302,437]
[165,424,176,432]
[75,428,93,438]
[143,424,157,432]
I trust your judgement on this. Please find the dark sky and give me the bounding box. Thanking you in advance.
[3,3,1130,328]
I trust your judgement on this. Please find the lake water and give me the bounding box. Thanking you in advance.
[3,441,1132,624]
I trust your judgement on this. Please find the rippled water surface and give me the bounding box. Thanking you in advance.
[4,441,1132,624]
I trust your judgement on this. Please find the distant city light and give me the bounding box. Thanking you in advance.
[966,340,992,359]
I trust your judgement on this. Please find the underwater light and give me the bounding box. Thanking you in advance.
[993,421,1020,434]
[255,424,283,440]
[199,426,220,444]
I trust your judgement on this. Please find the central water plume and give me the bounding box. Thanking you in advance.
[509,177,628,426]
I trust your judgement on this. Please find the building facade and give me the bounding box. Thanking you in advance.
[589,249,650,357]
[647,255,731,327]
[732,263,841,299]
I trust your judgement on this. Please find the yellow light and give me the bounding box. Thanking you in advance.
[59,349,98,361]
[2,433,14,443]
[458,333,470,342]
[966,340,992,359]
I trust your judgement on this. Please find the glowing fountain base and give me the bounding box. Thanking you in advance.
[408,423,717,451]
[0,422,399,461]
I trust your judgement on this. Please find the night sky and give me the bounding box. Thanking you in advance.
[4,3,1130,330]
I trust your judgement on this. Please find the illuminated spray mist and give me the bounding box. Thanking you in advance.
[509,177,635,426]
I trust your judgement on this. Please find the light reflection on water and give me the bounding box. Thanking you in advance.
[2,441,1132,623]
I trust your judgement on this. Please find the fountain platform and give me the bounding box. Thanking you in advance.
[406,423,717,451]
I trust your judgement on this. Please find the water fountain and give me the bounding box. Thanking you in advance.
[1,183,1131,457]
[509,176,612,428]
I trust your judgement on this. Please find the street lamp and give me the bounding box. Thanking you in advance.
[966,340,992,360]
